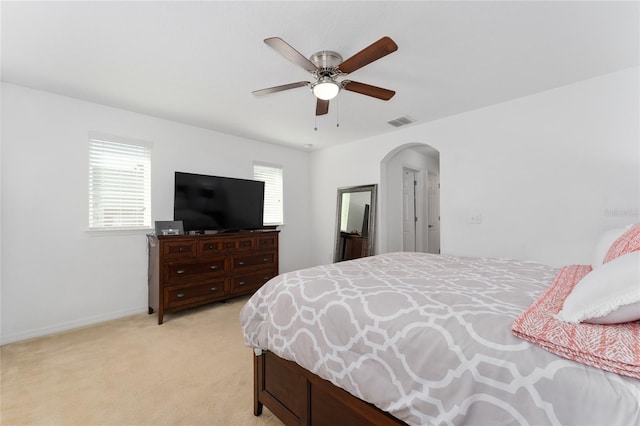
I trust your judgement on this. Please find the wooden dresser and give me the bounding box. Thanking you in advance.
[147,230,279,324]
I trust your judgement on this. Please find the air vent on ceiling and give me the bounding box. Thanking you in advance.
[387,115,415,128]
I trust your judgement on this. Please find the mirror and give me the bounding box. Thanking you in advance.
[334,184,377,262]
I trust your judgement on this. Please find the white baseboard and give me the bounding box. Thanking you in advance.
[0,307,148,346]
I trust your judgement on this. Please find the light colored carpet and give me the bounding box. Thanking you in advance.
[1,296,283,426]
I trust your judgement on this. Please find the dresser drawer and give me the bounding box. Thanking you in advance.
[221,237,255,252]
[257,234,278,250]
[164,278,226,309]
[229,270,277,296]
[162,240,197,259]
[199,237,254,256]
[163,257,226,283]
[232,252,276,272]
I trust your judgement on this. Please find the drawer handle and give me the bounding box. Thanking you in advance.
[210,287,217,292]
[176,269,185,275]
[208,244,214,249]
[263,258,269,262]
[239,281,246,286]
[210,265,218,270]
[177,293,185,298]
[238,261,245,265]
[179,247,184,252]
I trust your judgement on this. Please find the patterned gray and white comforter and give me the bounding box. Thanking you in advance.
[240,252,640,425]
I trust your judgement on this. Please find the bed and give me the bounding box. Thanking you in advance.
[240,251,640,425]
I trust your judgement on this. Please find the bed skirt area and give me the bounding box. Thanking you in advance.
[254,350,405,426]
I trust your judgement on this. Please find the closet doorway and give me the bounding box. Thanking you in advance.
[380,143,440,255]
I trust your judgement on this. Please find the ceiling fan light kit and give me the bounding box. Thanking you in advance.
[312,78,340,100]
[253,36,398,117]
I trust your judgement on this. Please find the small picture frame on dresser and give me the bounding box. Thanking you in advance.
[154,220,184,236]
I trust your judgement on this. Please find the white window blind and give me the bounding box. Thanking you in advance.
[89,136,151,230]
[253,163,283,226]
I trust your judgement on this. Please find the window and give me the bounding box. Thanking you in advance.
[253,163,283,226]
[89,135,152,230]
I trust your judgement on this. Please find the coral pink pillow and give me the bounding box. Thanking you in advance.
[592,225,632,268]
[604,223,640,263]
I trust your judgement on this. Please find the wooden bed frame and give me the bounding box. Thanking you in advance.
[254,351,406,426]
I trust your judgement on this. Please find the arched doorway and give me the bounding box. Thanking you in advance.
[379,143,440,254]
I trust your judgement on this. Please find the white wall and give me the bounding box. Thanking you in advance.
[1,83,312,344]
[310,67,639,268]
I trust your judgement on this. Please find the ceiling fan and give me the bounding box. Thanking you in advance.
[252,36,398,116]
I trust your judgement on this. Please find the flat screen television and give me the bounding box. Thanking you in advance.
[173,172,265,233]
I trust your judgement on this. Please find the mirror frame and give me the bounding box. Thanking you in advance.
[333,184,377,262]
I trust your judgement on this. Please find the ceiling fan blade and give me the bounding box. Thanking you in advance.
[338,36,398,74]
[264,37,318,73]
[316,99,329,116]
[252,81,310,96]
[342,81,395,101]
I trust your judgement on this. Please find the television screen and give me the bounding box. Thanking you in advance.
[174,172,265,232]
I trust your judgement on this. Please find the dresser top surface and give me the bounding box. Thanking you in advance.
[149,229,279,241]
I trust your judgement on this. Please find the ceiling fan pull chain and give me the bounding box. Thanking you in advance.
[336,98,340,128]
[314,115,318,132]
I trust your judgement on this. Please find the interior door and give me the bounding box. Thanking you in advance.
[427,172,441,254]
[402,169,416,252]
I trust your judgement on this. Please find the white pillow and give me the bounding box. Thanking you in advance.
[557,250,640,324]
[592,225,632,268]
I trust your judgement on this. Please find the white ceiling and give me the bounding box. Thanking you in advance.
[2,1,638,151]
